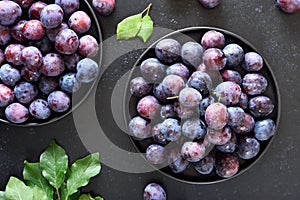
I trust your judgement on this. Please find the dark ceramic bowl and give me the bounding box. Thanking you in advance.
[124,27,281,184]
[0,0,102,127]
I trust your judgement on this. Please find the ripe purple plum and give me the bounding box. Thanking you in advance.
[216,154,239,178]
[143,183,167,200]
[242,73,268,96]
[205,103,228,130]
[22,20,45,41]
[198,0,221,8]
[146,144,166,165]
[0,64,21,86]
[221,70,242,85]
[140,58,165,82]
[203,48,227,70]
[161,75,185,97]
[201,30,225,49]
[29,99,51,120]
[92,0,115,16]
[14,82,38,104]
[155,38,181,64]
[12,0,35,8]
[181,142,206,162]
[64,53,81,71]
[47,91,70,112]
[277,0,300,13]
[237,137,260,160]
[0,1,22,26]
[137,95,161,119]
[4,44,25,66]
[179,87,202,108]
[223,44,244,67]
[0,84,14,107]
[78,35,99,57]
[254,119,276,141]
[215,81,242,106]
[38,76,59,95]
[227,107,246,127]
[21,67,41,83]
[21,46,43,71]
[68,11,91,34]
[181,41,204,68]
[248,96,274,117]
[166,63,189,79]
[242,52,263,72]
[130,77,152,98]
[55,28,79,55]
[59,73,81,93]
[76,58,99,83]
[11,20,27,43]
[128,116,151,140]
[40,4,64,29]
[232,113,255,134]
[55,0,80,16]
[28,1,47,19]
[41,53,65,77]
[160,118,181,141]
[5,103,29,123]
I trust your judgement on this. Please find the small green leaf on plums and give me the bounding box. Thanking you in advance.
[137,15,154,42]
[116,3,154,42]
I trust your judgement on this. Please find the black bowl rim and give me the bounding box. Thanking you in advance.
[125,26,282,185]
[0,0,103,127]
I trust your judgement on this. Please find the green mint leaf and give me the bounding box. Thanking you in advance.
[0,191,5,200]
[5,177,33,200]
[23,162,54,200]
[137,15,154,42]
[66,153,101,196]
[116,14,143,40]
[32,187,48,200]
[79,194,103,200]
[40,140,69,189]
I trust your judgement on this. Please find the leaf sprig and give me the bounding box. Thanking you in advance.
[116,3,154,42]
[0,140,103,200]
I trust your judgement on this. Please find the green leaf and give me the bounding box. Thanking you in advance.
[116,14,143,40]
[0,191,5,200]
[137,15,154,42]
[60,183,80,200]
[79,194,103,200]
[23,162,54,200]
[32,187,48,200]
[40,140,69,189]
[5,177,33,200]
[66,153,101,196]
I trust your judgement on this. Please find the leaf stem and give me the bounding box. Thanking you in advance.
[141,3,152,16]
[167,96,179,100]
[56,188,61,200]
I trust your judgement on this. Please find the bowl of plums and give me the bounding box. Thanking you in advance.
[0,0,101,126]
[124,27,280,183]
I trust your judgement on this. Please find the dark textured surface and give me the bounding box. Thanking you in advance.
[0,0,300,199]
